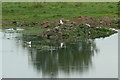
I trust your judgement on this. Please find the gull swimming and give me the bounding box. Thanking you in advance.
[60,42,66,48]
[60,42,64,48]
[6,28,15,32]
[26,41,31,45]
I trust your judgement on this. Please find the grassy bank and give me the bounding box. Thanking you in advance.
[2,2,118,41]
[2,2,118,22]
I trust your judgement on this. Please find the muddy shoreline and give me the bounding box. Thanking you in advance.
[2,16,119,42]
[2,16,120,28]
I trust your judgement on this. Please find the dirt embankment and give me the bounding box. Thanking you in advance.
[2,16,119,29]
[2,16,118,41]
[70,16,119,28]
[39,16,118,41]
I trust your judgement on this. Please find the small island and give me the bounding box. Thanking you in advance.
[1,2,119,78]
[2,2,119,43]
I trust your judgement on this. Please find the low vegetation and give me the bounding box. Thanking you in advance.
[2,2,118,22]
[2,2,119,42]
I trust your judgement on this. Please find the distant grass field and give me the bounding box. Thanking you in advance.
[2,2,118,23]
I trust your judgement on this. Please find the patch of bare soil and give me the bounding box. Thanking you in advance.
[0,21,12,24]
[2,16,118,41]
[70,16,119,28]
[2,16,119,29]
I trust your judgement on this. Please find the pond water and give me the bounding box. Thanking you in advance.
[1,29,118,78]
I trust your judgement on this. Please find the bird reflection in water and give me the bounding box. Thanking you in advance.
[21,35,99,78]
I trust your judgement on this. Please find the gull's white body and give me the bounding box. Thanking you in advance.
[60,20,64,24]
[6,28,15,31]
[109,28,118,32]
[26,41,31,45]
[60,42,64,48]
[85,24,90,27]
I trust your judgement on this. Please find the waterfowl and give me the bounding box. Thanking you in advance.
[26,41,31,45]
[16,28,24,31]
[26,41,32,47]
[60,42,64,48]
[60,20,64,24]
[85,24,90,27]
[109,28,118,32]
[6,28,15,31]
[60,42,66,48]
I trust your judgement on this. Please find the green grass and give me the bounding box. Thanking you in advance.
[2,2,118,40]
[2,2,118,23]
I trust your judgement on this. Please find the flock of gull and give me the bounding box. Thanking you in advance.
[4,19,119,49]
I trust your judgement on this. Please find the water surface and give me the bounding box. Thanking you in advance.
[2,30,118,78]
